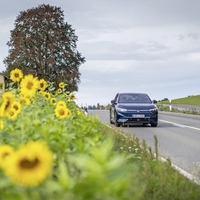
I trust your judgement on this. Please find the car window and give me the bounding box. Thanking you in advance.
[119,94,151,103]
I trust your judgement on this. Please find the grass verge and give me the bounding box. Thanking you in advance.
[157,104,200,115]
[99,123,200,200]
[159,94,200,106]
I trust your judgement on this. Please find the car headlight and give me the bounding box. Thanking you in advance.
[116,107,127,112]
[149,108,158,112]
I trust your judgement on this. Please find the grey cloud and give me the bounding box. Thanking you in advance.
[178,32,199,41]
[145,41,169,52]
[78,40,170,61]
[178,34,185,41]
[187,32,199,40]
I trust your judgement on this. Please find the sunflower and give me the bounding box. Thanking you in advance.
[8,108,18,120]
[59,82,65,89]
[57,88,62,94]
[38,79,47,91]
[69,93,76,101]
[62,93,67,98]
[10,68,23,82]
[12,101,22,115]
[0,145,14,169]
[43,92,51,100]
[50,98,56,105]
[4,141,54,186]
[65,108,72,118]
[20,74,38,98]
[20,96,31,106]
[0,91,15,117]
[56,100,66,108]
[0,120,4,129]
[76,108,83,116]
[54,106,70,119]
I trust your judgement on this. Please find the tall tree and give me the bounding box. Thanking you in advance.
[3,4,85,91]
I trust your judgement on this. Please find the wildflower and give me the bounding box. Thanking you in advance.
[0,120,4,129]
[59,82,65,89]
[10,68,23,82]
[38,79,47,91]
[20,74,38,98]
[0,92,15,117]
[4,141,54,186]
[69,93,76,101]
[0,145,14,169]
[50,98,56,105]
[54,106,71,119]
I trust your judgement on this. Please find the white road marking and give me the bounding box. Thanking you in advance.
[159,119,200,131]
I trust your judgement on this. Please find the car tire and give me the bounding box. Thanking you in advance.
[151,123,158,127]
[114,111,120,127]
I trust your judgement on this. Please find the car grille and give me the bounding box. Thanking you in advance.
[126,118,149,123]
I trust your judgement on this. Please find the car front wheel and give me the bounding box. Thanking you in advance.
[110,111,114,124]
[151,123,158,127]
[114,111,120,127]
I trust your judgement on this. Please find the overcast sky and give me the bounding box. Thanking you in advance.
[0,0,200,106]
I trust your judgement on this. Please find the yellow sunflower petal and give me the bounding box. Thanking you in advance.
[4,141,54,186]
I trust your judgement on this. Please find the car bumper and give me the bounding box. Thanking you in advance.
[116,111,158,125]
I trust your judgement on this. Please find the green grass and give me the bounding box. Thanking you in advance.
[159,94,200,105]
[99,124,200,200]
[157,94,200,115]
[172,95,200,105]
[157,104,200,115]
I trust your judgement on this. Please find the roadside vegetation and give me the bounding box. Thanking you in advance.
[157,94,200,115]
[158,95,200,106]
[102,125,200,200]
[157,104,200,115]
[1,68,200,199]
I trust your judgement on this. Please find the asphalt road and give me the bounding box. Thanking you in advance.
[89,110,200,178]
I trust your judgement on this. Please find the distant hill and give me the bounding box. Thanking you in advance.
[172,95,200,105]
[160,95,200,106]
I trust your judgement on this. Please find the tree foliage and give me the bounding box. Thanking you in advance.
[3,4,85,91]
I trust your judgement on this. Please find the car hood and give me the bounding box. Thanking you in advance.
[117,103,157,110]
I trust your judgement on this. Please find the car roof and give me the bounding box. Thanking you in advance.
[118,92,147,95]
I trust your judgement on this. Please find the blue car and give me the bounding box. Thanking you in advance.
[110,93,158,127]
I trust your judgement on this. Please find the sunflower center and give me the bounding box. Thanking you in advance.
[14,73,19,78]
[5,101,10,111]
[20,158,40,169]
[59,110,65,115]
[27,82,33,90]
[2,152,9,158]
[13,105,19,110]
[9,111,15,116]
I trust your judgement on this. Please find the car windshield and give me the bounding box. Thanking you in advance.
[119,93,152,103]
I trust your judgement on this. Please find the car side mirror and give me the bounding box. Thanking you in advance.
[111,100,115,104]
[152,100,157,104]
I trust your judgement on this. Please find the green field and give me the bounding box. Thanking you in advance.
[160,94,200,105]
